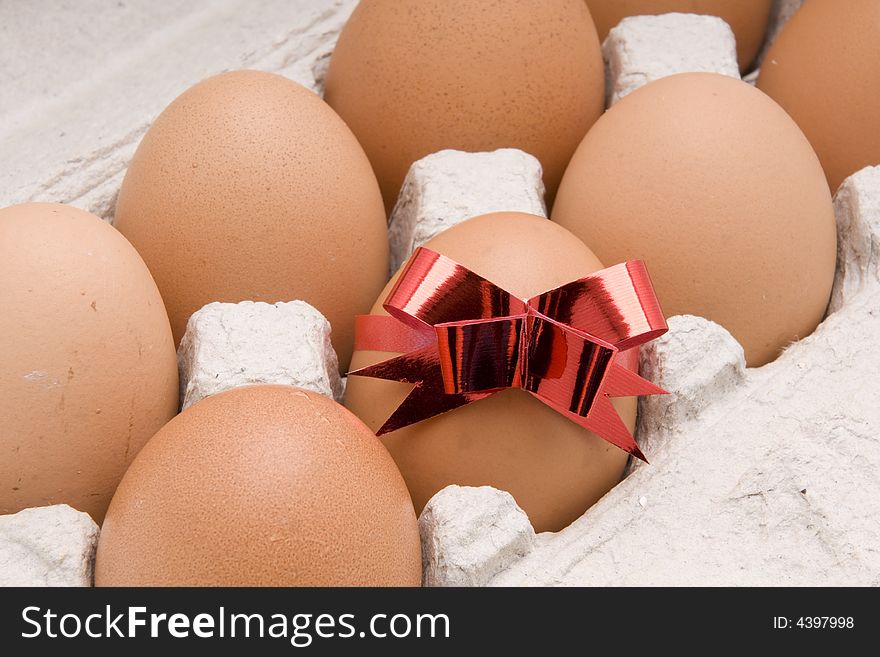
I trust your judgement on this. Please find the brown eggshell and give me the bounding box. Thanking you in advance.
[552,73,837,367]
[344,212,636,533]
[114,70,388,370]
[324,0,605,212]
[757,0,880,193]
[0,203,178,522]
[95,385,421,586]
[585,0,773,72]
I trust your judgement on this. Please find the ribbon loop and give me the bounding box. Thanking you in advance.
[384,247,527,329]
[523,314,617,417]
[529,260,667,350]
[350,247,669,461]
[435,316,525,394]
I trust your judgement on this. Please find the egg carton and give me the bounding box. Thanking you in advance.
[422,166,880,585]
[5,0,874,587]
[603,13,740,105]
[178,300,344,410]
[0,0,359,221]
[0,505,98,586]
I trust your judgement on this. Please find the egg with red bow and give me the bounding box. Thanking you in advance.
[344,212,666,532]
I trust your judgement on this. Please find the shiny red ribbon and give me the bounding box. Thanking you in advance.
[350,247,668,461]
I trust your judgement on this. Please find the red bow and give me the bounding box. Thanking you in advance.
[350,247,668,461]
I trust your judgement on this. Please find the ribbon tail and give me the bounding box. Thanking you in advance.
[581,395,648,462]
[377,385,496,435]
[349,344,499,435]
[348,345,439,385]
[537,392,647,462]
[602,363,668,398]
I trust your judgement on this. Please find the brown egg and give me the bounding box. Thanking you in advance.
[95,385,421,586]
[758,0,880,194]
[344,212,637,533]
[324,0,605,212]
[585,0,773,72]
[114,70,388,370]
[552,73,836,367]
[0,203,178,522]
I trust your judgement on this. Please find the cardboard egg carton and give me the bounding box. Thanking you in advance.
[388,148,547,273]
[178,300,343,410]
[0,0,359,221]
[3,0,875,587]
[423,162,880,584]
[0,505,98,586]
[603,13,740,105]
[408,158,879,585]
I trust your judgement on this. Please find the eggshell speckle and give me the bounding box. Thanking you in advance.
[95,385,421,586]
[552,73,837,367]
[345,212,636,533]
[758,0,880,194]
[324,0,605,211]
[585,0,773,71]
[114,70,389,370]
[0,203,178,522]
